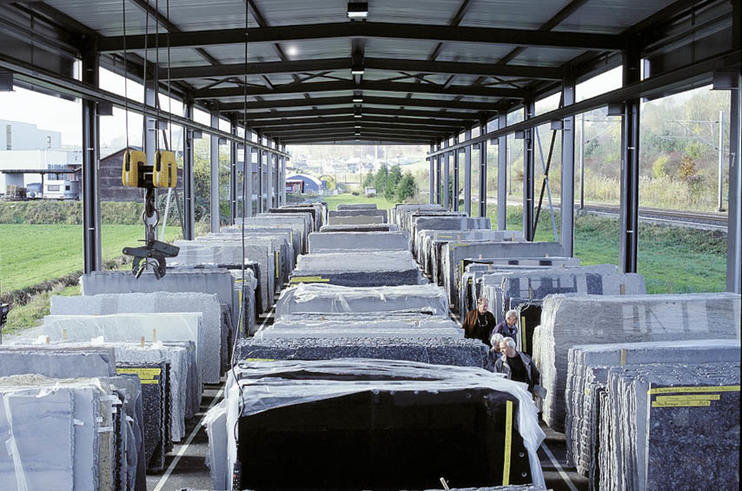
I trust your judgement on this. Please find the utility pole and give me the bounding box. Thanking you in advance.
[718,110,725,211]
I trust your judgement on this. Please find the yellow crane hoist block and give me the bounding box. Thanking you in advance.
[121,149,146,187]
[153,150,178,188]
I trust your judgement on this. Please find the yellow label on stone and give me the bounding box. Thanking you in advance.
[290,276,330,283]
[652,399,712,408]
[116,367,161,384]
[647,385,740,395]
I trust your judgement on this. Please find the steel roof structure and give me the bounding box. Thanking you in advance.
[0,0,739,292]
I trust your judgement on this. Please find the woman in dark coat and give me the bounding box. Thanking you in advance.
[462,297,497,346]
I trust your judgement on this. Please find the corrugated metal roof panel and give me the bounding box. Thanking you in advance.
[460,0,568,29]
[252,0,348,26]
[555,0,678,34]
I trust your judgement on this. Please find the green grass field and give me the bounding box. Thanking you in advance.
[0,224,181,294]
[322,193,397,210]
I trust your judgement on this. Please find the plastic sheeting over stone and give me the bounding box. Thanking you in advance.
[533,293,742,431]
[290,250,425,287]
[209,359,545,490]
[275,283,449,318]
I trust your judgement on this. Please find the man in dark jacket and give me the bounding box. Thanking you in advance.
[462,297,497,346]
[493,309,519,340]
[494,337,541,394]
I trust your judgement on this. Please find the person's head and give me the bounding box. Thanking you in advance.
[505,310,518,327]
[490,333,504,351]
[500,337,517,357]
[477,297,489,314]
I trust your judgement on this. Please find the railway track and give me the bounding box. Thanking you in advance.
[580,204,728,232]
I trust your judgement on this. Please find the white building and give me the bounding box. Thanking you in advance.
[0,120,81,193]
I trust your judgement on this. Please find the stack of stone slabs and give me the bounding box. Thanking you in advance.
[82,269,237,333]
[600,362,739,490]
[220,359,545,490]
[392,204,444,231]
[51,292,222,385]
[37,313,209,398]
[51,292,220,385]
[329,208,387,222]
[268,206,319,233]
[441,241,564,308]
[236,325,487,368]
[173,239,275,312]
[275,283,448,317]
[0,374,118,490]
[565,340,740,485]
[0,345,117,378]
[481,265,646,321]
[328,213,385,225]
[425,231,524,283]
[533,292,741,432]
[461,257,580,314]
[337,203,377,210]
[116,360,171,472]
[233,217,306,255]
[207,229,295,282]
[320,223,400,232]
[284,202,326,228]
[257,212,313,246]
[308,231,410,253]
[413,219,495,260]
[290,250,424,287]
[259,316,461,340]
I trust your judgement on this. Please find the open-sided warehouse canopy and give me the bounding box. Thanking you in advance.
[0,0,737,145]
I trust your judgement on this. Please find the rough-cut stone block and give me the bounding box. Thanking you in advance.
[50,292,223,384]
[441,242,565,308]
[309,231,410,253]
[275,283,449,318]
[290,250,425,287]
[328,214,385,225]
[534,293,741,431]
[319,223,400,232]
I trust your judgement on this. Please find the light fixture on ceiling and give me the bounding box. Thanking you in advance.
[286,46,299,57]
[352,97,363,103]
[347,2,368,19]
[351,67,365,76]
[354,114,362,118]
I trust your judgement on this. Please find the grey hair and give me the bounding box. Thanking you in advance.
[505,309,518,320]
[490,332,504,345]
[502,337,516,349]
[477,297,488,306]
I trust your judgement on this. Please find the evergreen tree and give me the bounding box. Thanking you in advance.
[395,172,417,202]
[384,165,403,200]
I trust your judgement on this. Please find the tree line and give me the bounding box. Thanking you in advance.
[363,164,418,202]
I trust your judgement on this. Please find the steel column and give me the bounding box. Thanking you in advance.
[256,133,264,213]
[497,113,508,230]
[428,144,435,203]
[210,113,221,232]
[182,102,195,239]
[442,142,450,209]
[478,133,487,218]
[523,102,535,240]
[81,44,101,273]
[620,48,641,273]
[452,137,460,211]
[463,130,472,216]
[727,69,741,292]
[561,78,576,256]
[229,119,238,225]
[266,145,274,209]
[244,145,254,217]
[435,142,442,204]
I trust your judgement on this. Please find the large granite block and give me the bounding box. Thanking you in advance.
[309,231,410,253]
[391,204,444,230]
[319,223,400,232]
[0,345,116,378]
[441,242,565,308]
[411,216,490,252]
[50,292,223,384]
[600,363,739,490]
[268,207,318,231]
[534,293,742,431]
[172,239,275,311]
[260,315,461,339]
[81,269,237,328]
[336,203,377,210]
[275,283,448,318]
[234,216,307,254]
[328,214,385,225]
[328,208,388,222]
[290,250,425,287]
[220,359,544,489]
[565,340,740,483]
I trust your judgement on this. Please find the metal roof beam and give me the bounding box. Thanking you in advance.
[99,22,624,52]
[247,114,466,128]
[217,95,506,112]
[241,106,482,121]
[161,57,562,81]
[194,80,527,99]
[255,120,459,133]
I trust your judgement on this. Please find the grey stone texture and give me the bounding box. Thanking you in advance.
[275,283,449,318]
[308,231,410,253]
[290,250,425,287]
[328,214,385,225]
[565,340,741,484]
[50,292,223,384]
[319,223,400,232]
[533,292,742,431]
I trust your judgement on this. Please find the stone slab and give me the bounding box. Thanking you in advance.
[309,231,410,253]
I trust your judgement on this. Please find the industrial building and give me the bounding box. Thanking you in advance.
[0,1,740,490]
